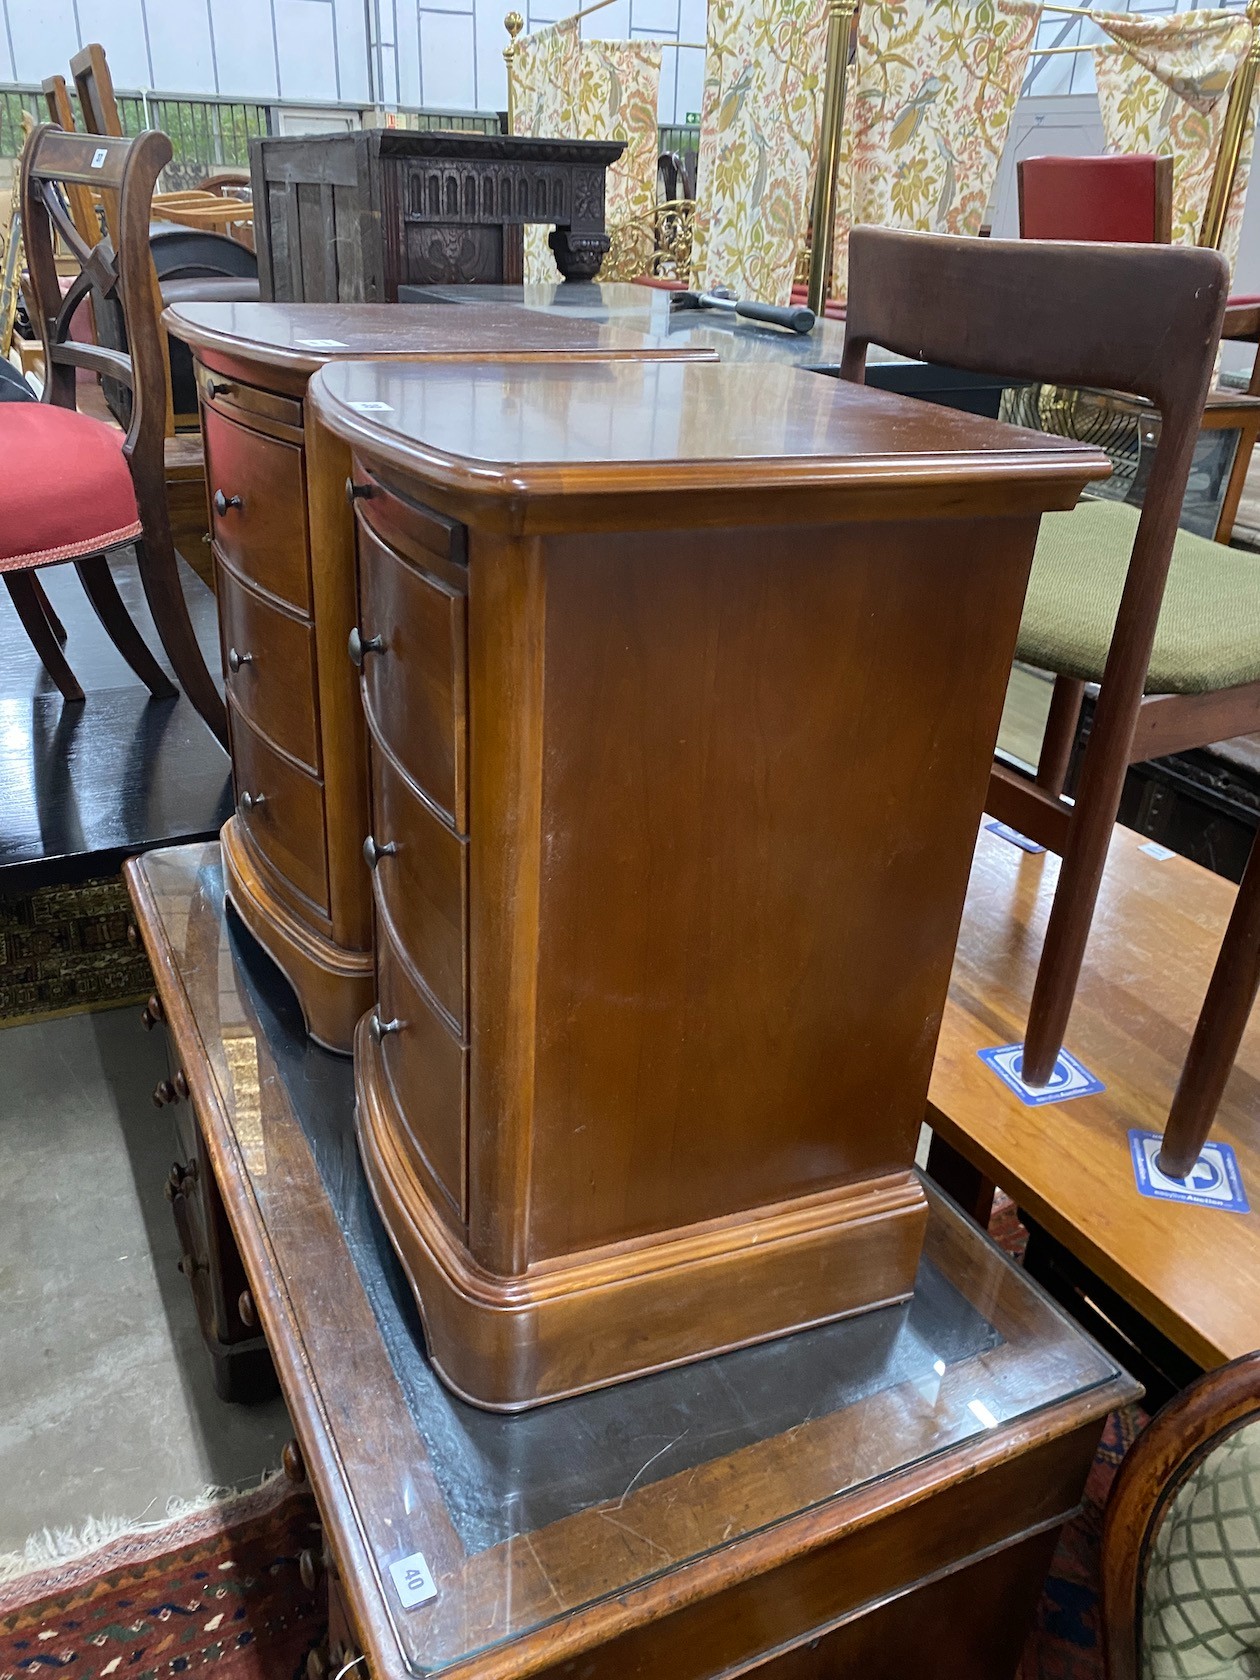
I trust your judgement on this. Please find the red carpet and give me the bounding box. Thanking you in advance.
[0,1479,324,1680]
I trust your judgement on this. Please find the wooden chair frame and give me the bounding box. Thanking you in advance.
[841,227,1233,1085]
[20,124,226,741]
[1102,1350,1260,1680]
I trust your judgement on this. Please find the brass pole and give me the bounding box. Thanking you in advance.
[806,0,858,315]
[504,11,524,135]
[1199,0,1260,251]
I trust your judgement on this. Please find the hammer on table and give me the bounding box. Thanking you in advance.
[670,287,816,335]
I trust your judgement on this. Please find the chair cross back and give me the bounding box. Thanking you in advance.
[20,126,170,459]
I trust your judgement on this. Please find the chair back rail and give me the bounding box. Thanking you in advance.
[20,122,172,510]
[70,41,124,140]
[842,226,1229,1086]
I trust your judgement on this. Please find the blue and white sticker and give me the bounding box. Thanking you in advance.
[389,1549,438,1610]
[90,145,108,169]
[985,820,1045,855]
[1129,1130,1250,1212]
[350,400,393,413]
[978,1043,1105,1106]
[1139,841,1176,861]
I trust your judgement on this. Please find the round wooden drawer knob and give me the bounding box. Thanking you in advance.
[207,380,234,399]
[239,791,267,813]
[227,647,253,674]
[212,489,242,516]
[141,993,164,1030]
[238,1289,256,1328]
[173,1069,190,1100]
[283,1439,306,1484]
[345,477,375,506]
[298,1547,322,1592]
[368,1014,400,1044]
[152,1079,176,1108]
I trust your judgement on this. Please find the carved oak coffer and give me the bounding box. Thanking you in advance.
[249,131,625,302]
[310,357,1106,1411]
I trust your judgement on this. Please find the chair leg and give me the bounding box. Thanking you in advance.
[1158,832,1260,1178]
[925,1131,997,1227]
[131,534,227,747]
[1021,679,1143,1086]
[74,554,177,700]
[1035,675,1085,798]
[3,571,85,703]
[32,576,67,645]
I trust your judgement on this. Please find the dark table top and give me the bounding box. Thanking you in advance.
[128,839,1135,1680]
[0,555,229,889]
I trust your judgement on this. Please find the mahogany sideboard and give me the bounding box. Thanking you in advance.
[163,300,714,1052]
[310,356,1108,1408]
[124,839,1139,1680]
[249,131,625,299]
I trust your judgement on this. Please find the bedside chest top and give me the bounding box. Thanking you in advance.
[162,300,717,377]
[309,357,1109,523]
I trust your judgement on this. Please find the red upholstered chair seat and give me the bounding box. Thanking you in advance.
[1019,154,1169,244]
[0,404,141,572]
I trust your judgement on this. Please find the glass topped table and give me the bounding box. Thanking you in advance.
[126,841,1138,1680]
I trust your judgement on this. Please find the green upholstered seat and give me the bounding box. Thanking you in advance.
[1142,1417,1260,1678]
[1017,498,1260,696]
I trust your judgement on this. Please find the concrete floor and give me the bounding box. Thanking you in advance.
[0,1005,290,1561]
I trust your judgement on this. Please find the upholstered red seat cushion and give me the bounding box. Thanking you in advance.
[0,404,141,572]
[1020,155,1166,243]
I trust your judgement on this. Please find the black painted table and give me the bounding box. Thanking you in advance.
[0,554,229,889]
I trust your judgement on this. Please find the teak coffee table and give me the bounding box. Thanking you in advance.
[125,839,1137,1680]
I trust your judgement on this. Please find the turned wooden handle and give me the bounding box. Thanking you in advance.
[345,476,375,506]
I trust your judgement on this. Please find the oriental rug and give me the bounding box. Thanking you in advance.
[0,874,152,1026]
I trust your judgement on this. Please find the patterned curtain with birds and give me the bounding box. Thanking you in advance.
[512,19,663,283]
[828,0,1042,304]
[690,0,831,305]
[1091,9,1255,273]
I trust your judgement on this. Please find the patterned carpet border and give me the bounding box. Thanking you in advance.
[0,1477,323,1680]
[0,875,154,1026]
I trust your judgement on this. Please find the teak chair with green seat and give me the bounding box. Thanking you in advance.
[841,227,1235,1090]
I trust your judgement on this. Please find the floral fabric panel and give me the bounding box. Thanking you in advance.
[1092,10,1253,273]
[690,0,830,305]
[514,23,663,283]
[830,0,1042,303]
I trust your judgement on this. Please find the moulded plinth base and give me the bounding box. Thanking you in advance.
[354,1016,930,1410]
[222,817,374,1056]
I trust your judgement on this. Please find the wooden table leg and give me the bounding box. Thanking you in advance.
[926,1130,997,1227]
[1159,830,1260,1177]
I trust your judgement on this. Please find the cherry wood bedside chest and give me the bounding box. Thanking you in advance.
[125,839,1140,1680]
[163,301,715,1053]
[310,357,1108,1408]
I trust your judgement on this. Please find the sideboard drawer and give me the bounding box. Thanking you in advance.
[231,702,330,915]
[357,520,467,830]
[218,560,320,774]
[204,407,310,612]
[376,913,466,1224]
[368,734,467,1033]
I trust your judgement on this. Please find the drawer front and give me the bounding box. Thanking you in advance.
[358,521,467,829]
[369,737,467,1032]
[231,700,330,914]
[377,916,466,1221]
[218,561,320,773]
[204,406,311,612]
[197,364,303,432]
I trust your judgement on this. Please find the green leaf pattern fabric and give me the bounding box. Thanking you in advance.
[1091,10,1255,274]
[512,20,663,283]
[829,0,1042,303]
[690,0,830,304]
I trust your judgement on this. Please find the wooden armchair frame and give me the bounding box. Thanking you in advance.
[1103,1351,1260,1680]
[21,124,226,741]
[841,227,1232,1085]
